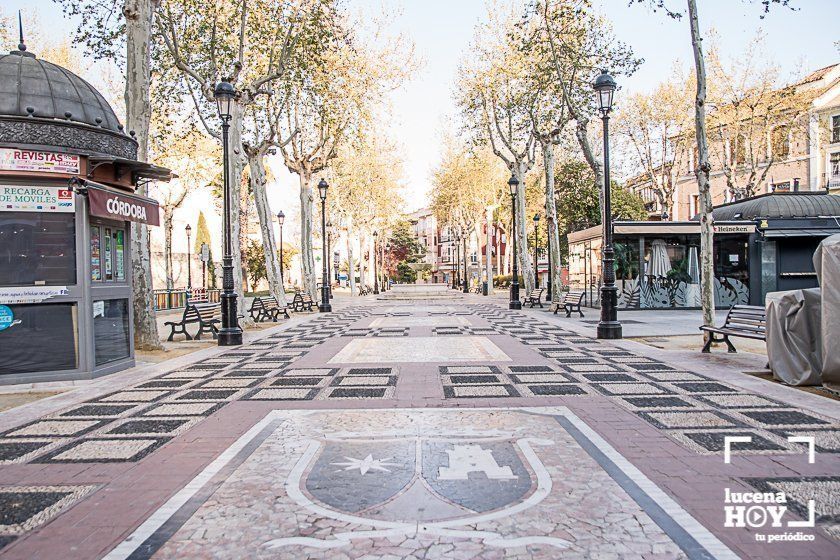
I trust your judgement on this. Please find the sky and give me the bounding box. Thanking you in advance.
[4,0,840,219]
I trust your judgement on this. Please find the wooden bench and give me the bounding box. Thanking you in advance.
[249,295,290,322]
[700,304,766,353]
[470,284,482,294]
[292,291,315,312]
[164,302,221,341]
[522,288,545,308]
[554,290,585,317]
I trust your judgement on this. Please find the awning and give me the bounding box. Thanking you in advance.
[763,228,840,238]
[87,154,174,181]
[84,181,160,226]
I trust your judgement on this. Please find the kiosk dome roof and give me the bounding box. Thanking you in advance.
[708,192,840,221]
[0,47,123,133]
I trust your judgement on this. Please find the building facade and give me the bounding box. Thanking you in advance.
[407,208,509,286]
[628,63,840,221]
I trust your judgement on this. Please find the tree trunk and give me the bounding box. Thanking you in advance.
[513,162,534,294]
[575,118,605,226]
[228,102,251,326]
[346,221,356,295]
[125,0,161,350]
[249,153,286,303]
[298,172,317,299]
[485,207,493,295]
[163,207,173,290]
[542,142,562,303]
[689,0,716,334]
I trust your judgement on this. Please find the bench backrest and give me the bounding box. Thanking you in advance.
[723,305,766,334]
[193,303,220,321]
[255,295,282,307]
[560,290,584,302]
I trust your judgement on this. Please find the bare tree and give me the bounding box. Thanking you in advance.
[707,33,816,199]
[615,75,693,219]
[156,0,334,320]
[629,0,795,339]
[457,6,540,293]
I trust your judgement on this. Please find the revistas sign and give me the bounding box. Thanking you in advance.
[88,185,160,226]
[0,148,80,174]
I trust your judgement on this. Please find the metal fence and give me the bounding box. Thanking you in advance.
[153,288,221,311]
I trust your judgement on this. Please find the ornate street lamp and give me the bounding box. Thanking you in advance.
[455,229,461,290]
[214,80,242,346]
[593,69,622,339]
[451,230,458,290]
[277,210,285,288]
[385,242,391,289]
[326,220,333,299]
[372,231,380,295]
[185,223,192,290]
[532,214,540,289]
[462,232,469,294]
[317,179,332,312]
[545,204,552,302]
[508,174,521,310]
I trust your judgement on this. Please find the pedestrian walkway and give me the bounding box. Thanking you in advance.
[0,299,837,559]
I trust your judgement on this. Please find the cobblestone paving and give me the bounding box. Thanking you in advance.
[0,300,837,560]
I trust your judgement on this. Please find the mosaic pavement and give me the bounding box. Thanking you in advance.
[0,300,837,559]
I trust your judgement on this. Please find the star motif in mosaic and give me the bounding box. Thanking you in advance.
[331,454,398,475]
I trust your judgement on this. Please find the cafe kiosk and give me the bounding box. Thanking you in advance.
[0,41,170,384]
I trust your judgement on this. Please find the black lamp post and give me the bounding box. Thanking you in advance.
[450,231,457,289]
[385,242,390,288]
[455,229,461,290]
[326,220,333,299]
[545,205,552,302]
[372,231,380,295]
[185,223,192,290]
[214,81,242,346]
[532,214,540,289]
[462,232,469,293]
[593,69,622,339]
[317,179,332,312]
[277,210,285,288]
[508,174,521,310]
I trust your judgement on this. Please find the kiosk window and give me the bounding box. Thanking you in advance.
[90,225,102,281]
[0,303,78,375]
[93,299,130,365]
[114,230,125,281]
[91,225,127,283]
[104,227,113,280]
[0,212,76,287]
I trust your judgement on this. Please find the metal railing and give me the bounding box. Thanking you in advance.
[153,288,221,311]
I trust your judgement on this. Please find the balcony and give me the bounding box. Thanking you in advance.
[824,172,840,191]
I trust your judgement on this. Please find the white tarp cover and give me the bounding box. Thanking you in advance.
[766,234,840,387]
[766,288,823,386]
[816,234,840,391]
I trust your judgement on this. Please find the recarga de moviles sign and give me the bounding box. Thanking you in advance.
[0,185,75,212]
